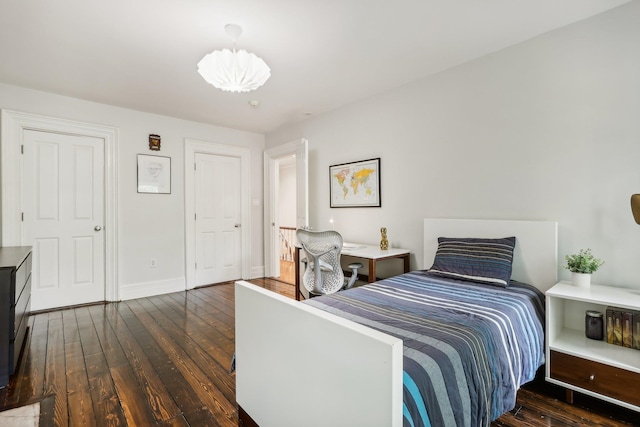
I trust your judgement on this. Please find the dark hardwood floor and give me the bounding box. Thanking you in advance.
[0,278,637,426]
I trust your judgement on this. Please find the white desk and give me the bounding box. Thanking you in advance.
[294,243,411,300]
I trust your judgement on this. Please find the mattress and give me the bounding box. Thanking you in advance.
[304,271,545,427]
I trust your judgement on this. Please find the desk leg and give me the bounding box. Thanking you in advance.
[295,247,301,301]
[368,259,376,283]
[403,254,410,273]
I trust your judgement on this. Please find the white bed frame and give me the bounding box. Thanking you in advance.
[235,218,558,427]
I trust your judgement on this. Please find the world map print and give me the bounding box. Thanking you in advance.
[330,158,380,207]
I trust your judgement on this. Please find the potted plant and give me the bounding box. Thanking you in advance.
[564,248,604,288]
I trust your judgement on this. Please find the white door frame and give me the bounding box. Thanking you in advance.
[263,139,308,278]
[184,138,251,289]
[1,109,119,302]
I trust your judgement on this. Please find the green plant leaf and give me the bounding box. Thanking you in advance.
[564,248,604,274]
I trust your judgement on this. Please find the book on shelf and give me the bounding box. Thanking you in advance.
[613,309,623,346]
[605,307,640,350]
[634,310,640,350]
[622,311,633,348]
[606,307,614,344]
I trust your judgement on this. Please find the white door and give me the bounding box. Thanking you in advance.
[22,130,105,310]
[194,153,242,286]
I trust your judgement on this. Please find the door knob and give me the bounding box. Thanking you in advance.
[234,223,241,228]
[94,226,102,231]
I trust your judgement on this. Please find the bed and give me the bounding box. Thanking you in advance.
[235,218,558,427]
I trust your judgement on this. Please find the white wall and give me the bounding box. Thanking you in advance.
[279,163,297,227]
[266,2,640,289]
[0,83,265,299]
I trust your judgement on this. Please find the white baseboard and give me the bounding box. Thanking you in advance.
[119,277,186,301]
[250,266,265,279]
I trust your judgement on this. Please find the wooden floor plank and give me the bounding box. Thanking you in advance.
[108,301,182,422]
[75,306,105,357]
[0,278,637,426]
[126,298,235,426]
[63,309,98,427]
[43,316,69,426]
[168,292,235,340]
[508,388,630,427]
[74,305,128,427]
[142,296,236,396]
[115,300,217,426]
[89,304,161,425]
[191,286,236,320]
[17,314,48,403]
[84,352,127,427]
[2,315,37,406]
[87,304,129,369]
[155,293,234,368]
[139,295,236,405]
[110,364,160,426]
[160,414,191,427]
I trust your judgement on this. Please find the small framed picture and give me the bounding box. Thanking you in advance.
[149,134,161,151]
[137,154,171,194]
[329,157,381,207]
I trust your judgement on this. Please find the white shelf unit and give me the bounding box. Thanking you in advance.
[546,281,640,411]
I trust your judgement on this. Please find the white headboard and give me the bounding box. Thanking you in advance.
[423,218,558,292]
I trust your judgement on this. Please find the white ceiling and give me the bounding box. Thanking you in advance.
[0,0,630,134]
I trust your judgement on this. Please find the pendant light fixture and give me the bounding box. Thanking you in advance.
[197,24,271,93]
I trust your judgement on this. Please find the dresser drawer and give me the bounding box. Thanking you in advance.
[10,294,29,374]
[550,350,640,407]
[13,273,31,340]
[13,251,31,304]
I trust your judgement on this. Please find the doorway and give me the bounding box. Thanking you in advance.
[193,152,242,286]
[263,139,308,281]
[184,139,251,289]
[276,156,297,284]
[1,109,119,309]
[22,130,106,309]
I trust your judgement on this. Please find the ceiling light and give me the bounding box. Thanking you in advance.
[197,24,271,93]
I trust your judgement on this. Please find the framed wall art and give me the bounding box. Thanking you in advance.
[329,157,381,208]
[137,154,171,194]
[149,134,161,151]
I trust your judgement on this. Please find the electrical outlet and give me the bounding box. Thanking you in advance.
[150,258,157,268]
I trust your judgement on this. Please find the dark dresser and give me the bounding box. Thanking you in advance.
[0,246,32,387]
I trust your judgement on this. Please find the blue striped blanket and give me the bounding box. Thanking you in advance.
[304,271,545,427]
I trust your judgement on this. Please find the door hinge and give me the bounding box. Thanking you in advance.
[194,213,197,220]
[21,212,24,221]
[195,262,197,269]
[194,163,197,171]
[21,145,24,154]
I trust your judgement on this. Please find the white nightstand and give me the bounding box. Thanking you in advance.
[546,281,640,411]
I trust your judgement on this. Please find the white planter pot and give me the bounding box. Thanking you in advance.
[571,272,591,288]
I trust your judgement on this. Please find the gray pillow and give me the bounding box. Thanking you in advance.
[429,236,516,287]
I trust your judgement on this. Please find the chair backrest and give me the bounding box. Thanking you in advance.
[296,229,344,295]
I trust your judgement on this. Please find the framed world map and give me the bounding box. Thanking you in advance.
[329,157,381,208]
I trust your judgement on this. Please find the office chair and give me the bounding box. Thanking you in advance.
[296,229,362,296]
